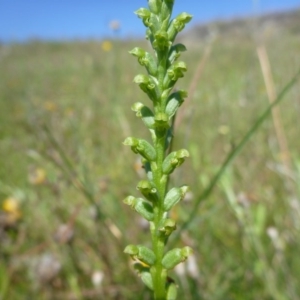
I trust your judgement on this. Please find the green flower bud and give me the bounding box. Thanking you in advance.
[168,12,193,41]
[164,61,187,87]
[148,0,162,14]
[134,263,153,290]
[160,18,170,33]
[166,281,178,300]
[131,102,155,129]
[162,246,193,270]
[123,196,154,221]
[154,112,169,131]
[129,47,158,76]
[160,0,174,25]
[123,137,157,161]
[148,13,160,33]
[135,8,151,27]
[123,195,137,209]
[168,43,187,65]
[153,30,171,51]
[159,218,177,236]
[131,102,147,118]
[145,28,153,41]
[161,87,173,105]
[124,244,156,266]
[165,89,187,119]
[162,149,189,175]
[141,270,153,290]
[163,185,189,211]
[137,180,158,202]
[133,74,159,102]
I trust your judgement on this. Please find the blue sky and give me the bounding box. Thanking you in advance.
[1,0,300,42]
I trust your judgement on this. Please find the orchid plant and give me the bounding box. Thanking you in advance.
[123,1,193,299]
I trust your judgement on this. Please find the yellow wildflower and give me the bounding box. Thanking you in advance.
[44,101,58,112]
[28,168,46,185]
[2,197,19,213]
[2,197,22,223]
[102,40,112,52]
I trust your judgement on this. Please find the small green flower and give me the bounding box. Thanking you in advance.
[163,185,189,211]
[165,89,187,118]
[129,47,158,75]
[124,196,154,221]
[123,137,157,161]
[168,12,193,41]
[162,247,193,269]
[162,149,189,175]
[135,8,151,27]
[124,245,156,266]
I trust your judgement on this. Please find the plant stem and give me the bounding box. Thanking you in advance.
[150,39,170,300]
[151,133,168,299]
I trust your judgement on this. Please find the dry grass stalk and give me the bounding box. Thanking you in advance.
[257,45,293,179]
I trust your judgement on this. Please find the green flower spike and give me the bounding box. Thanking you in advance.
[124,1,193,299]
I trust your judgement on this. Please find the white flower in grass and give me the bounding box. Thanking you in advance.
[266,226,279,241]
[92,270,104,287]
[35,253,61,284]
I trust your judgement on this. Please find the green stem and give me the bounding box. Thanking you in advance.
[151,133,168,299]
[150,40,171,300]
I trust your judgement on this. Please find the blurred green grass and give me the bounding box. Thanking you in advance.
[0,25,300,300]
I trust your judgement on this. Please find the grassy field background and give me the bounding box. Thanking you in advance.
[1,11,300,299]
